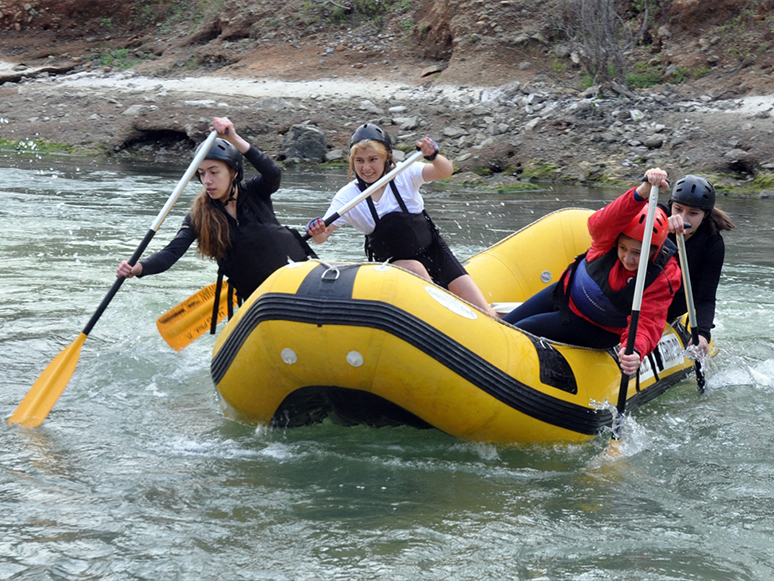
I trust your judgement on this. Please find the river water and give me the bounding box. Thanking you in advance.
[1,152,773,580]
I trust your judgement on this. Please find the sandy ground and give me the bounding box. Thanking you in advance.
[733,95,774,116]
[29,67,481,102]
[3,59,774,192]
[20,64,774,114]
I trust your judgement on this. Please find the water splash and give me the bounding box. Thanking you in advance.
[588,399,653,466]
[450,440,501,461]
[16,139,39,151]
[708,355,774,390]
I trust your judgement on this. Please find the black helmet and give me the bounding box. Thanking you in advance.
[670,175,715,211]
[349,123,392,152]
[195,137,243,183]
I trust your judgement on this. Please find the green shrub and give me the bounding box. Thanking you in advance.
[98,48,140,71]
[627,61,662,88]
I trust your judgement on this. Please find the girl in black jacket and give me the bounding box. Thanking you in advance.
[117,117,315,302]
[665,175,735,356]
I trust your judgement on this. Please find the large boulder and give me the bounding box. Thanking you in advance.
[282,122,327,163]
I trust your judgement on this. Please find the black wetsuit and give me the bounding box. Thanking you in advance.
[362,181,467,289]
[139,145,314,301]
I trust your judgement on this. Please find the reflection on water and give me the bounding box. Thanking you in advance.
[1,152,773,580]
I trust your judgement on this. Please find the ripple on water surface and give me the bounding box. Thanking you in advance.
[1,156,773,580]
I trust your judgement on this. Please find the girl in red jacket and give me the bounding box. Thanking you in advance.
[503,168,681,375]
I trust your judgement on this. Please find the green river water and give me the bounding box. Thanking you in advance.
[1,152,773,580]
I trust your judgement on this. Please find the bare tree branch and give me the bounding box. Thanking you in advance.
[565,0,633,92]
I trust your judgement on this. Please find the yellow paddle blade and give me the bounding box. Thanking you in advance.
[156,283,236,351]
[8,332,88,429]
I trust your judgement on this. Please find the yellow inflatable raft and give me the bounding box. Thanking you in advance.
[211,208,699,443]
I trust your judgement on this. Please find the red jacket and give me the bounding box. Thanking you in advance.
[569,188,682,357]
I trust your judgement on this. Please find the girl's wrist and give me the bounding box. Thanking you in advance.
[423,137,439,161]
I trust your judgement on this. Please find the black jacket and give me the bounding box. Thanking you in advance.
[667,225,725,341]
[139,145,310,299]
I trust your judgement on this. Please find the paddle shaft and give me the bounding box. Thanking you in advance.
[302,149,426,240]
[82,130,217,337]
[614,184,660,420]
[676,231,706,392]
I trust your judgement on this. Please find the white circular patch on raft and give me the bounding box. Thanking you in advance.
[281,348,297,364]
[346,351,364,367]
[541,270,552,283]
[424,286,478,320]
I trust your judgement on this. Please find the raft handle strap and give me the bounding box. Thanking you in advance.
[227,278,234,320]
[211,271,224,335]
[321,262,341,281]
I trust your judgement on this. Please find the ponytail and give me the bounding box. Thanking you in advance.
[704,207,735,236]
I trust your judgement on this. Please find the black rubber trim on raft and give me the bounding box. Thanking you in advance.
[213,292,689,436]
[628,367,690,410]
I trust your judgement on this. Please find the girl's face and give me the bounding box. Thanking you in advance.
[197,159,234,202]
[617,235,644,272]
[352,145,387,184]
[670,202,706,239]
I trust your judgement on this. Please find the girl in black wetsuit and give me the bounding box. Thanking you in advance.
[664,175,735,356]
[116,117,315,302]
[305,123,495,316]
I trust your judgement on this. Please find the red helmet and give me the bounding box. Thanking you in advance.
[622,205,668,250]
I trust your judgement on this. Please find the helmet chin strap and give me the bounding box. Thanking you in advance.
[209,182,238,208]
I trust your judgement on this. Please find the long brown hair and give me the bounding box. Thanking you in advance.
[190,188,232,260]
[348,140,395,181]
[704,207,735,236]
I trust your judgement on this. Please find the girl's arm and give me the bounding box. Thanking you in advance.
[586,189,644,260]
[693,235,725,341]
[625,256,682,358]
[586,168,669,261]
[213,116,282,195]
[242,146,282,195]
[116,216,197,278]
[212,117,251,154]
[418,137,453,183]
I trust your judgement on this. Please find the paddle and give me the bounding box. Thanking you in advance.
[155,148,427,350]
[301,149,426,240]
[676,229,707,392]
[610,183,660,443]
[8,130,218,429]
[156,281,237,351]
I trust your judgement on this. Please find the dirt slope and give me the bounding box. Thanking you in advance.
[1,0,773,191]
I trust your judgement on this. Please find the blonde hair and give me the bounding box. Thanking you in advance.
[348,139,395,181]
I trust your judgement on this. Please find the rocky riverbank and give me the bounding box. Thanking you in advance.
[2,58,774,195]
